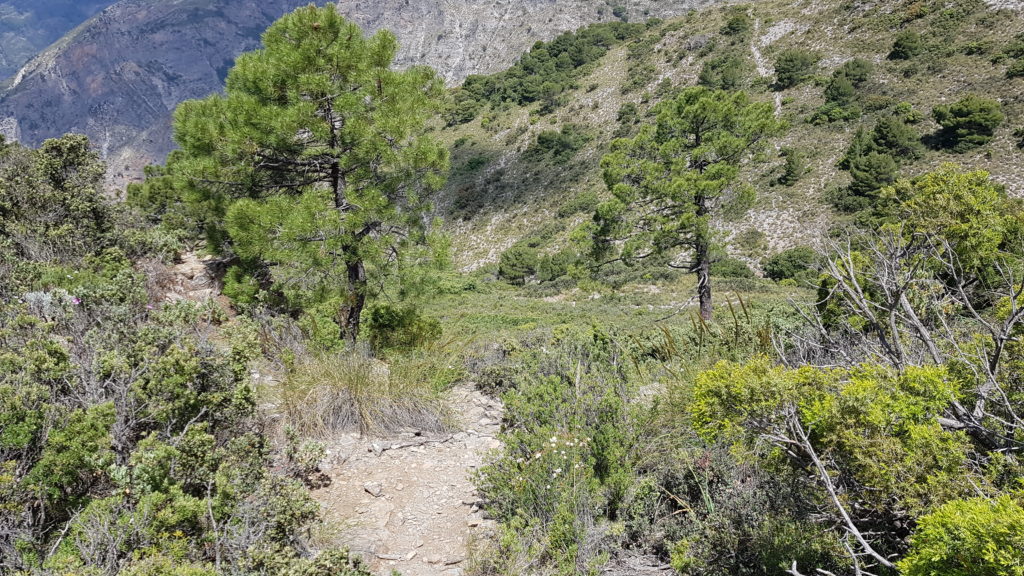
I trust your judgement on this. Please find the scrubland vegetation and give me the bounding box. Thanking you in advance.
[3,1,1024,575]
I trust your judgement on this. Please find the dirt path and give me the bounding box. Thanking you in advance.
[314,384,503,576]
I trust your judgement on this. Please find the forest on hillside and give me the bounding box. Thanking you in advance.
[2,1,1024,575]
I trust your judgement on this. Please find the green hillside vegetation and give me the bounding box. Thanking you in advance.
[436,0,1024,276]
[3,1,1024,576]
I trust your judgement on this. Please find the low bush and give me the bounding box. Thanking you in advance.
[530,124,592,163]
[366,303,442,352]
[778,147,808,185]
[932,94,1005,152]
[899,494,1024,576]
[889,30,924,60]
[498,245,540,284]
[698,53,750,90]
[763,246,817,283]
[720,9,751,38]
[774,48,819,89]
[475,329,645,575]
[711,257,755,279]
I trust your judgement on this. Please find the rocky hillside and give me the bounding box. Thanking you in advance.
[0,1,114,79]
[0,0,312,189]
[337,0,721,85]
[0,0,721,190]
[434,0,1024,270]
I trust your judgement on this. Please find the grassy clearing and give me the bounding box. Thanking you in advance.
[425,273,804,339]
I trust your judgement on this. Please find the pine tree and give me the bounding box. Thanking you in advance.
[163,5,448,344]
[594,87,783,320]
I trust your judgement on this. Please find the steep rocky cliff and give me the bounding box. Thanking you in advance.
[0,0,722,189]
[0,0,311,189]
[336,0,720,85]
[0,1,115,79]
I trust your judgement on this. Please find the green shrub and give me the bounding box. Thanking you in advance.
[518,221,566,249]
[366,304,442,352]
[475,331,642,575]
[537,250,578,282]
[1007,59,1024,79]
[615,102,641,136]
[498,245,540,284]
[763,247,817,283]
[871,116,923,161]
[617,102,639,125]
[810,60,873,123]
[659,446,845,576]
[810,101,862,124]
[530,124,591,163]
[0,134,112,263]
[711,257,755,279]
[721,9,751,37]
[692,360,974,554]
[453,20,646,117]
[444,91,484,126]
[222,264,262,306]
[623,61,657,93]
[297,299,345,351]
[895,101,926,124]
[848,151,898,197]
[962,40,989,55]
[899,494,1024,576]
[698,53,749,90]
[836,58,873,87]
[735,228,768,256]
[932,94,1005,152]
[824,75,856,107]
[774,48,819,89]
[1005,32,1024,59]
[557,190,600,217]
[778,147,808,185]
[889,30,924,60]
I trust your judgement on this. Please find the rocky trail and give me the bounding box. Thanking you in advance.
[157,253,505,574]
[313,384,504,576]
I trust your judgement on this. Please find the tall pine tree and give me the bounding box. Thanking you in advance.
[594,87,783,320]
[165,5,449,344]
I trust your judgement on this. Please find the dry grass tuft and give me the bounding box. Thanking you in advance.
[281,351,451,438]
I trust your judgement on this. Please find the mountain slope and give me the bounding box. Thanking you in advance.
[0,1,115,79]
[0,0,722,190]
[433,0,1024,271]
[0,0,312,189]
[337,0,722,85]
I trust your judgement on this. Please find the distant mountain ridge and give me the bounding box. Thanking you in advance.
[337,0,721,85]
[0,1,115,79]
[0,0,313,188]
[0,0,720,189]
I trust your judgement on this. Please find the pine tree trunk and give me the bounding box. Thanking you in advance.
[694,192,713,322]
[339,259,366,345]
[695,236,713,321]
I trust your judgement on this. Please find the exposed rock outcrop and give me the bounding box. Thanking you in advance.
[337,0,721,85]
